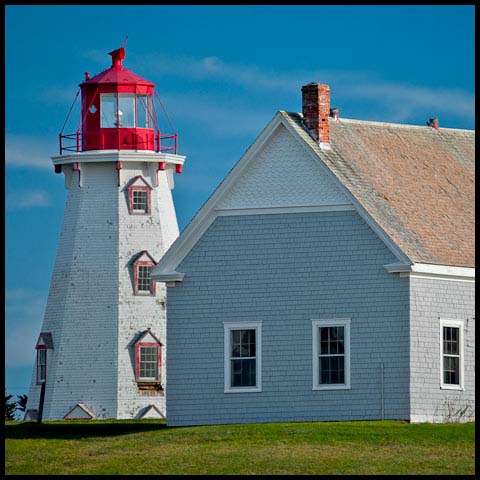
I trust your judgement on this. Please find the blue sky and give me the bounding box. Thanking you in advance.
[5,5,475,400]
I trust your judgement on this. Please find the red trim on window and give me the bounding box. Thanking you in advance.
[135,341,162,381]
[134,259,157,295]
[128,185,151,215]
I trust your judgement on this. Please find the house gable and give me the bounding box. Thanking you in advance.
[218,123,350,211]
[151,112,409,281]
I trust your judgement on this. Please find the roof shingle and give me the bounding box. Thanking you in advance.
[282,112,475,267]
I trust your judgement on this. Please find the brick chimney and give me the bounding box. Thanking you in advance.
[301,83,330,145]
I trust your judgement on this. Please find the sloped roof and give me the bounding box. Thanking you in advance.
[80,66,154,86]
[152,111,474,280]
[281,112,475,268]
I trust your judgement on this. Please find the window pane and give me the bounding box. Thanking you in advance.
[318,325,346,386]
[137,265,152,292]
[101,94,117,128]
[118,94,135,127]
[136,95,150,128]
[443,356,459,385]
[37,350,47,382]
[231,329,255,358]
[320,357,330,384]
[231,358,256,387]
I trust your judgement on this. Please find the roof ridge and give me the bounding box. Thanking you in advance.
[280,110,475,133]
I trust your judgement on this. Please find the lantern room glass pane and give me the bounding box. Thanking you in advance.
[118,94,135,128]
[100,93,117,128]
[137,95,151,128]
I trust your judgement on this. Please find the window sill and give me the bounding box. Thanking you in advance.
[313,385,351,391]
[134,292,155,297]
[137,381,163,392]
[224,387,262,394]
[440,384,464,391]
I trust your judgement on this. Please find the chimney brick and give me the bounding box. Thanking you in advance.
[301,83,330,144]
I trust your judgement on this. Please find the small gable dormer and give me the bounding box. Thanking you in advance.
[126,176,153,215]
[35,332,53,384]
[131,251,157,295]
[134,329,163,387]
[63,403,96,420]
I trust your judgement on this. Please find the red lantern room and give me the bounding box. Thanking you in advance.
[59,46,178,155]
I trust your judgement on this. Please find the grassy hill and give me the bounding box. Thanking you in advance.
[5,420,475,475]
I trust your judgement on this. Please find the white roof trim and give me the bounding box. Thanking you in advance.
[52,151,186,165]
[151,111,412,280]
[384,262,475,282]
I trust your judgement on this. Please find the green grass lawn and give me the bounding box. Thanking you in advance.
[5,420,475,475]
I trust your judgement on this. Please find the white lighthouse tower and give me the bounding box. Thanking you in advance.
[25,46,185,420]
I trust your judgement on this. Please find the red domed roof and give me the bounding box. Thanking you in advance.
[80,47,154,87]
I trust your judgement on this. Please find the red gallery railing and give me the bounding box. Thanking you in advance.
[59,130,178,155]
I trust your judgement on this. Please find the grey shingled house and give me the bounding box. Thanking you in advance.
[152,83,475,427]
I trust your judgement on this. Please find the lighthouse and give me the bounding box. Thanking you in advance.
[25,47,185,420]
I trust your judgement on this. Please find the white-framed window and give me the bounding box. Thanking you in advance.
[312,318,351,390]
[36,349,47,384]
[224,322,262,393]
[440,318,464,390]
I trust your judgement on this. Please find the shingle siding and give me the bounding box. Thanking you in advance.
[409,277,475,422]
[166,210,410,426]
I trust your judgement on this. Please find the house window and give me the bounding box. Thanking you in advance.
[440,319,464,390]
[36,349,47,384]
[136,343,161,382]
[312,319,351,390]
[135,262,155,295]
[224,322,262,393]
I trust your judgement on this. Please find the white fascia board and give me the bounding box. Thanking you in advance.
[279,113,412,265]
[151,271,185,283]
[151,112,288,278]
[52,151,186,165]
[384,262,475,282]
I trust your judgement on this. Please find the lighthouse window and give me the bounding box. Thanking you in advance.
[132,189,149,213]
[136,95,151,128]
[36,349,47,384]
[139,346,159,381]
[118,94,135,128]
[100,93,117,128]
[136,263,155,294]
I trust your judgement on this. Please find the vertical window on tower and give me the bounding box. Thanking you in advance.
[36,349,47,384]
[134,260,156,296]
[136,95,151,128]
[100,93,117,128]
[118,94,135,127]
[132,188,149,213]
[135,338,162,384]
